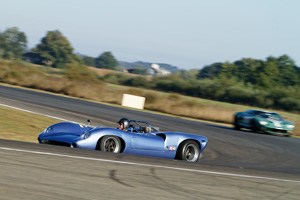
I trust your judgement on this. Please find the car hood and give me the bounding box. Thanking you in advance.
[39,122,92,141]
[256,117,293,127]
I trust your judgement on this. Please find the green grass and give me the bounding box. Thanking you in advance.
[0,106,61,143]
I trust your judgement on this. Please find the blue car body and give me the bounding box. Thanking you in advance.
[38,120,208,162]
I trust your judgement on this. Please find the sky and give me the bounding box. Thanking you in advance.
[0,0,299,70]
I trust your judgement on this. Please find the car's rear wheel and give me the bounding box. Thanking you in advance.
[100,136,121,153]
[177,140,200,162]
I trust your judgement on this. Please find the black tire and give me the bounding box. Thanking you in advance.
[234,116,240,130]
[177,140,200,162]
[100,136,121,153]
[251,120,258,132]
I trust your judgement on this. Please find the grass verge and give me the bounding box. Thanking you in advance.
[0,106,61,143]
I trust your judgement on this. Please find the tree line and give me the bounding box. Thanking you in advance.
[197,56,300,88]
[0,27,118,69]
[100,55,300,112]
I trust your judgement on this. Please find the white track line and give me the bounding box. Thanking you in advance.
[0,146,299,184]
[0,103,77,123]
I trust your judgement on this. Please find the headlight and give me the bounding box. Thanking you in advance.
[83,132,91,139]
[259,121,268,126]
[44,127,52,134]
[286,124,295,129]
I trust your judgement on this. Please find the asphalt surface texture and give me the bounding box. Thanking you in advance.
[1,84,300,200]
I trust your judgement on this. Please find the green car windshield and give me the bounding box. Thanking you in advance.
[254,111,282,120]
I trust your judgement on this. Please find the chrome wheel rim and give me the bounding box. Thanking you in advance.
[103,137,120,153]
[185,144,199,162]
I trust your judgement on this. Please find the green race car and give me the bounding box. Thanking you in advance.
[234,110,295,136]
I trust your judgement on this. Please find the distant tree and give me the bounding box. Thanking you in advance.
[233,58,262,84]
[82,56,96,67]
[0,27,27,59]
[0,31,5,57]
[276,55,299,86]
[95,51,118,70]
[255,61,279,88]
[197,63,223,79]
[32,30,81,68]
[125,76,148,87]
[176,69,198,80]
[217,62,238,80]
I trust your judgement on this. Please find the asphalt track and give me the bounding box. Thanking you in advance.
[1,84,300,199]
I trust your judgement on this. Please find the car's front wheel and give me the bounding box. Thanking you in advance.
[100,136,121,153]
[251,120,258,133]
[177,140,200,162]
[234,116,240,130]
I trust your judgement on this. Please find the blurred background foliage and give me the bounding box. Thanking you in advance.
[1,27,300,113]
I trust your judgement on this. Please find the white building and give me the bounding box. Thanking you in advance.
[146,64,171,76]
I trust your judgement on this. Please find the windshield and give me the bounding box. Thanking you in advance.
[254,111,282,120]
[129,120,159,133]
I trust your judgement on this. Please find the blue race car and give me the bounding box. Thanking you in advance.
[38,118,208,162]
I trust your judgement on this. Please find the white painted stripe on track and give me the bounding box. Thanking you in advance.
[0,146,300,184]
[0,103,78,123]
